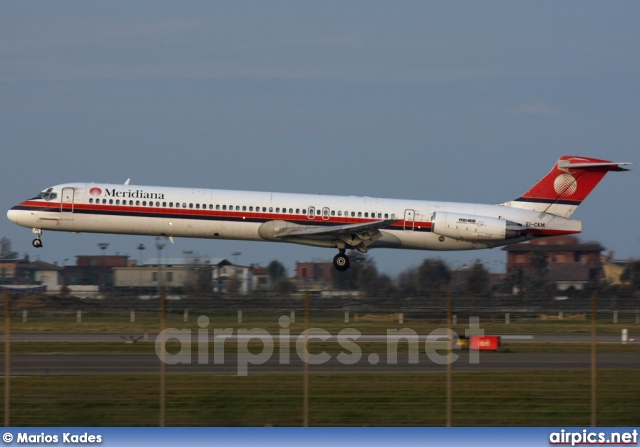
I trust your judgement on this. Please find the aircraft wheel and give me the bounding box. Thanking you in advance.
[333,253,350,271]
[32,238,43,248]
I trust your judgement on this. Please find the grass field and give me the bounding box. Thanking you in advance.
[0,371,638,426]
[2,309,638,334]
[1,311,638,427]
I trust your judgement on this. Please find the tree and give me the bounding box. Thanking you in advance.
[621,261,640,292]
[523,251,556,302]
[331,252,369,291]
[396,267,418,296]
[416,259,451,294]
[274,277,295,296]
[463,260,490,298]
[267,260,287,288]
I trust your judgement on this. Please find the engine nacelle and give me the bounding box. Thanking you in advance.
[431,212,515,241]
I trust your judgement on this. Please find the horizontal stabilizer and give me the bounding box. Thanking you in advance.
[502,156,632,218]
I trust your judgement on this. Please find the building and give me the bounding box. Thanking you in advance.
[0,254,41,286]
[211,260,253,294]
[293,260,334,293]
[0,237,18,259]
[113,257,254,295]
[503,236,604,291]
[600,257,636,286]
[63,255,129,290]
[31,260,62,290]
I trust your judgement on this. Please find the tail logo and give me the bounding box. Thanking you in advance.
[554,173,577,196]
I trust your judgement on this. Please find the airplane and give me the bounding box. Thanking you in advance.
[6,155,631,271]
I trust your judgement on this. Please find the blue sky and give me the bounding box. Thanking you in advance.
[1,1,638,275]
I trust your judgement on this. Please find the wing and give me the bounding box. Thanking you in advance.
[274,219,398,252]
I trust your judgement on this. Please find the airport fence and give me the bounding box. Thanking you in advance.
[0,290,639,426]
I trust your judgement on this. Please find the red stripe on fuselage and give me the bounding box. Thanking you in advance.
[18,201,433,231]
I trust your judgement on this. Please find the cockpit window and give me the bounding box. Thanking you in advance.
[32,187,57,201]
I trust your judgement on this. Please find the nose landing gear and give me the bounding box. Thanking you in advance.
[32,228,43,248]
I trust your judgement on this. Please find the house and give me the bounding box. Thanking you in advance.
[293,260,334,293]
[63,255,129,290]
[113,257,255,295]
[31,260,62,290]
[503,235,604,291]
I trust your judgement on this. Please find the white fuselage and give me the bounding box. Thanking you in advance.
[7,182,581,252]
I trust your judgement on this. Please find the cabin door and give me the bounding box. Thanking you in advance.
[60,187,75,213]
[404,209,415,230]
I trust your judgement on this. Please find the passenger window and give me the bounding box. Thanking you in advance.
[249,206,253,211]
[236,206,240,211]
[136,201,140,206]
[296,209,300,214]
[269,207,273,212]
[384,213,389,219]
[364,212,368,217]
[89,198,93,204]
[331,211,335,216]
[351,212,355,217]
[289,208,293,213]
[196,204,200,209]
[143,201,147,206]
[358,212,362,217]
[182,203,187,208]
[222,205,227,210]
[276,208,280,213]
[163,202,166,207]
[189,203,193,209]
[243,206,246,211]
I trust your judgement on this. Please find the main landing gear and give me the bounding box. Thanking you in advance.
[32,228,43,248]
[333,249,350,271]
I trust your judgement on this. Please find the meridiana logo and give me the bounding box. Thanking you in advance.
[89,187,102,197]
[553,173,577,196]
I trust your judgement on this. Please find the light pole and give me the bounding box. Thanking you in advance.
[155,236,167,427]
[155,237,166,292]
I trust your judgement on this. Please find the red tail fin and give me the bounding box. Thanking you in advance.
[502,156,631,218]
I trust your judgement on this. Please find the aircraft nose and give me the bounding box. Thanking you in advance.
[7,208,20,225]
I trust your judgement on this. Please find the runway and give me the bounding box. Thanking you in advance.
[0,332,635,343]
[1,331,637,376]
[1,352,638,376]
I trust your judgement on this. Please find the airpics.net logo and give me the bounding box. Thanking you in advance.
[154,315,486,376]
[554,173,578,196]
[89,187,102,197]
